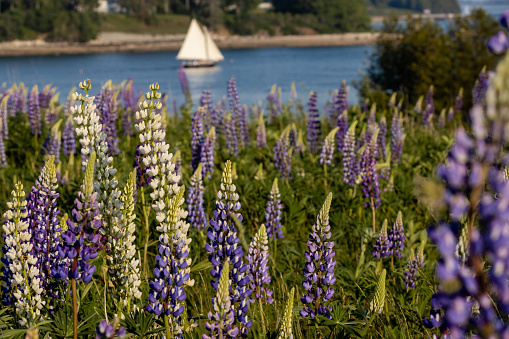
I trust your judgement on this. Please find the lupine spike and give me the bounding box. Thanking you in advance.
[373,219,392,259]
[254,164,264,181]
[274,127,292,178]
[360,129,381,209]
[247,224,273,304]
[265,178,283,239]
[370,269,386,314]
[188,163,207,230]
[342,121,358,185]
[306,91,321,153]
[388,211,405,259]
[319,127,339,166]
[277,287,295,339]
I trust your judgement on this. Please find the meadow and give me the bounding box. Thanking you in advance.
[1,19,509,338]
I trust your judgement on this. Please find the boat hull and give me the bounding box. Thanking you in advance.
[182,60,218,68]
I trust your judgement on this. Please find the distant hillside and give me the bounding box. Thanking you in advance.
[368,0,461,13]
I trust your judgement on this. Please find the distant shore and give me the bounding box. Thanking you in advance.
[0,32,380,57]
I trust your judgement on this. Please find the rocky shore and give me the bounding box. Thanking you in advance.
[0,32,380,57]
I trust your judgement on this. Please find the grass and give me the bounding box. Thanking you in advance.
[99,14,191,34]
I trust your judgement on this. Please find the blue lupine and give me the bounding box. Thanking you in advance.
[373,220,392,259]
[247,225,273,304]
[306,91,321,153]
[100,92,120,155]
[188,164,207,230]
[264,178,283,240]
[63,116,76,156]
[274,127,292,179]
[95,319,126,339]
[403,250,418,290]
[28,85,41,135]
[388,211,405,259]
[239,105,249,148]
[201,127,216,179]
[191,108,205,171]
[204,161,252,337]
[360,131,381,209]
[487,30,509,55]
[342,122,358,185]
[300,193,336,320]
[267,84,278,120]
[336,110,348,153]
[225,114,238,157]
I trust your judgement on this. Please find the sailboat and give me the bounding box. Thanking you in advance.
[177,19,224,68]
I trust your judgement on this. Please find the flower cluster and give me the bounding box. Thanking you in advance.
[62,115,76,156]
[265,178,284,239]
[333,80,348,126]
[377,116,387,159]
[95,319,126,339]
[373,220,391,259]
[274,127,292,179]
[453,87,463,119]
[342,122,358,185]
[225,114,239,157]
[300,193,336,319]
[247,225,273,304]
[487,11,509,55]
[1,94,9,140]
[28,85,41,135]
[100,91,121,155]
[319,127,338,166]
[388,211,405,259]
[188,164,207,230]
[191,108,205,171]
[336,110,348,153]
[360,130,381,209]
[370,269,386,314]
[277,288,295,339]
[306,91,321,153]
[204,161,251,337]
[178,65,192,104]
[1,182,44,326]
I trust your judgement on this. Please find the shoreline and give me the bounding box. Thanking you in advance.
[0,32,379,57]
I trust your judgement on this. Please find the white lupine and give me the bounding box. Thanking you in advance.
[71,79,122,242]
[2,183,45,327]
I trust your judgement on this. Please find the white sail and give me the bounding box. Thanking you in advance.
[203,27,224,62]
[177,19,208,61]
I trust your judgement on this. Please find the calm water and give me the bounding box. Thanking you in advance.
[0,46,372,108]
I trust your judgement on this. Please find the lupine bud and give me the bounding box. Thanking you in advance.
[277,288,295,339]
[370,269,386,314]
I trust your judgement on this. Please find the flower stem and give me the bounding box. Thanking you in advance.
[371,197,376,234]
[72,278,78,339]
[164,314,172,339]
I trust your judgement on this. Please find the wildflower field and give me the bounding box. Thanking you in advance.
[2,15,509,339]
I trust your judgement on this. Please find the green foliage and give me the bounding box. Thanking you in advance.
[364,9,501,113]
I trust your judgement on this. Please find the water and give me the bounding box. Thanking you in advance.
[0,46,372,108]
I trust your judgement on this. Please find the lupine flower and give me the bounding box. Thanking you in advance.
[1,182,44,326]
[44,120,62,164]
[336,110,348,152]
[62,115,76,156]
[133,143,151,188]
[300,193,336,319]
[319,127,338,166]
[72,79,122,244]
[487,31,509,55]
[108,170,142,313]
[56,152,100,284]
[225,114,239,157]
[101,92,120,155]
[0,128,6,168]
[204,161,252,337]
[95,319,126,339]
[27,156,62,299]
[373,220,392,259]
[365,104,377,145]
[369,269,386,314]
[247,224,273,304]
[342,121,358,185]
[377,116,387,159]
[28,85,41,135]
[335,80,348,123]
[256,111,267,149]
[277,287,295,339]
[403,250,418,290]
[210,107,224,137]
[202,261,239,339]
[123,78,136,112]
[191,108,205,171]
[454,88,463,118]
[423,85,434,127]
[360,130,381,209]
[274,127,292,179]
[388,211,405,259]
[178,65,192,104]
[136,83,193,336]
[254,164,264,181]
[265,178,283,240]
[306,91,321,154]
[1,95,8,140]
[188,164,207,230]
[201,127,216,179]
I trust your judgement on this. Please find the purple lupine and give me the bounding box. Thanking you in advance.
[333,80,348,128]
[274,128,292,179]
[247,225,273,304]
[453,88,463,118]
[487,31,509,55]
[342,122,358,185]
[264,178,283,240]
[27,156,62,297]
[0,136,6,168]
[225,114,238,157]
[28,85,42,135]
[201,127,215,179]
[365,104,377,146]
[47,129,62,164]
[133,143,151,188]
[391,111,405,165]
[377,116,387,159]
[403,250,419,290]
[307,91,321,153]
[188,164,207,230]
[300,193,336,320]
[336,110,348,153]
[472,68,489,108]
[210,107,224,137]
[360,131,381,209]
[228,78,248,149]
[95,319,126,339]
[101,93,120,155]
[56,152,100,284]
[204,161,252,337]
[39,84,55,110]
[123,78,136,111]
[422,85,434,127]
[191,108,205,171]
[372,220,392,259]
[319,127,338,166]
[178,65,192,104]
[256,112,267,149]
[388,211,405,259]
